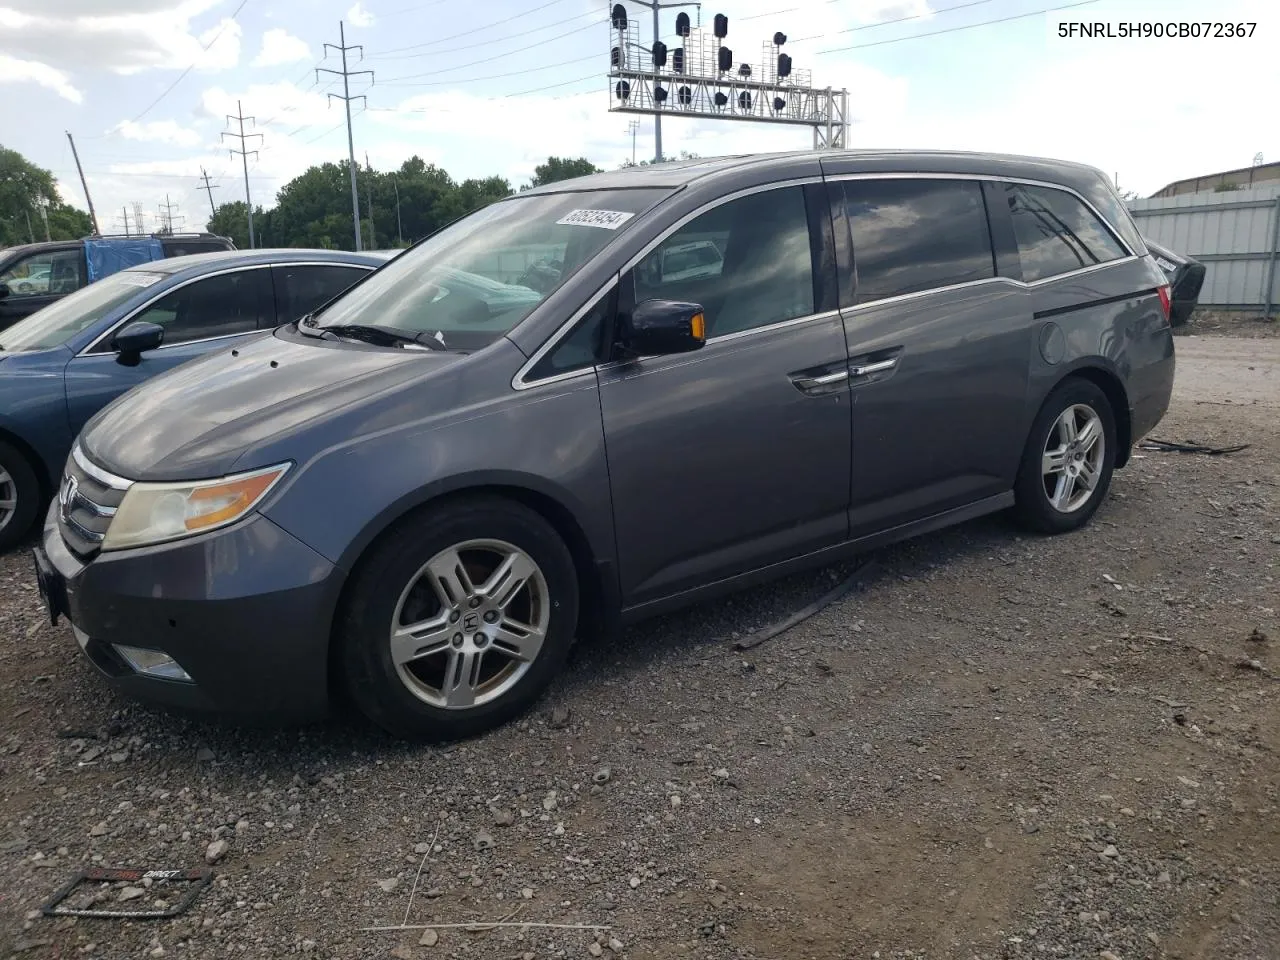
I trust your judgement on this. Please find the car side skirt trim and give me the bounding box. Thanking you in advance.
[1033,287,1161,320]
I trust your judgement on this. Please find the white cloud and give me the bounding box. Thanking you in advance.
[253,28,311,68]
[111,119,204,147]
[0,53,83,102]
[347,2,375,28]
[1,3,241,77]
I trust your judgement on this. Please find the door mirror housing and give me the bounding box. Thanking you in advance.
[620,299,706,357]
[113,320,165,366]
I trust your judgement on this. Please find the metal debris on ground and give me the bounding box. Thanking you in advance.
[732,560,878,651]
[41,867,213,919]
[1138,438,1251,455]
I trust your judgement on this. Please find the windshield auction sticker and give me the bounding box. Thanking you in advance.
[556,209,635,230]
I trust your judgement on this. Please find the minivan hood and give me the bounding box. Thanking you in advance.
[82,330,461,481]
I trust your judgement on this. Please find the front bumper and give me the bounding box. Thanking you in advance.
[36,502,343,722]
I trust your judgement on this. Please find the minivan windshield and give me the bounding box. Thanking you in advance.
[312,188,669,351]
[0,271,162,353]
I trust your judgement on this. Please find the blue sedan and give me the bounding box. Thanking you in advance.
[0,248,394,550]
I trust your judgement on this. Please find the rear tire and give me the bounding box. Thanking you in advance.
[0,441,41,554]
[1013,378,1116,534]
[338,496,579,741]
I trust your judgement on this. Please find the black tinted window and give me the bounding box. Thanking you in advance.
[843,179,994,303]
[527,288,617,381]
[162,239,234,257]
[0,248,85,299]
[1004,184,1128,282]
[634,185,814,337]
[274,264,370,322]
[121,268,272,348]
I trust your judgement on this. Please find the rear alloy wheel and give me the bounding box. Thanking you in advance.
[340,497,578,741]
[1013,379,1116,534]
[0,441,41,553]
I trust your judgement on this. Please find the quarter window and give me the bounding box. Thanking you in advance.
[1004,183,1128,282]
[527,287,617,381]
[842,179,995,303]
[633,186,815,338]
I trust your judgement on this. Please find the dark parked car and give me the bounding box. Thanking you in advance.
[0,249,390,549]
[33,150,1176,740]
[0,233,236,330]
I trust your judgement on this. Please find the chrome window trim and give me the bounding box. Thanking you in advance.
[77,260,376,358]
[512,276,618,391]
[842,256,1142,313]
[72,444,133,490]
[827,170,1136,259]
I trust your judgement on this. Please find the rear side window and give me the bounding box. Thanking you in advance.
[1003,184,1128,282]
[273,264,371,322]
[841,179,994,303]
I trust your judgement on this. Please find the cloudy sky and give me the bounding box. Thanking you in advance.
[1,0,1275,233]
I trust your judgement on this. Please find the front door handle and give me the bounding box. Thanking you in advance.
[790,368,849,394]
[850,358,897,377]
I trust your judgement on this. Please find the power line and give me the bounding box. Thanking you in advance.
[130,0,251,124]
[784,0,998,43]
[223,100,263,247]
[368,7,600,60]
[818,0,1101,54]
[380,51,599,88]
[319,21,374,251]
[378,19,605,82]
[377,0,574,56]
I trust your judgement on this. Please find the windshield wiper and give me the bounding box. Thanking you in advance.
[319,323,429,348]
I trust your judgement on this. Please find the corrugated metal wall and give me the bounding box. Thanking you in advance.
[1127,186,1280,312]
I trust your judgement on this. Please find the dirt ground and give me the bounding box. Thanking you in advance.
[1,334,1277,960]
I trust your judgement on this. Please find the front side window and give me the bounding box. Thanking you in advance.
[0,249,85,299]
[110,268,272,350]
[633,185,815,338]
[313,188,669,352]
[0,271,161,353]
[842,179,995,303]
[274,264,371,322]
[1004,183,1128,282]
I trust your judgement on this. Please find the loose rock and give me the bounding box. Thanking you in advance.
[205,840,229,865]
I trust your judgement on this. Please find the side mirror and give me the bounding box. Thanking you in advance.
[620,299,706,357]
[112,320,165,366]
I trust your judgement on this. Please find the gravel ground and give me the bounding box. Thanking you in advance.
[2,335,1277,960]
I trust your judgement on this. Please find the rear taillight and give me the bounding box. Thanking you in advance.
[1156,284,1171,322]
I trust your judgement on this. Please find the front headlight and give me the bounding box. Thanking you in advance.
[101,463,290,551]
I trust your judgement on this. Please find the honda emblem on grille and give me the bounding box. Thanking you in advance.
[59,474,78,524]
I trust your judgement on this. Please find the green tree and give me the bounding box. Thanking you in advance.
[619,150,701,169]
[0,144,93,245]
[529,157,601,187]
[207,200,269,249]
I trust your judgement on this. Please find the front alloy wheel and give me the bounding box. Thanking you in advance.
[340,496,578,741]
[391,540,550,710]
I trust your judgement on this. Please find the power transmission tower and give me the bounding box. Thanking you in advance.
[116,206,131,236]
[198,167,219,218]
[158,194,184,233]
[626,119,640,165]
[223,100,263,248]
[132,202,147,235]
[318,21,373,251]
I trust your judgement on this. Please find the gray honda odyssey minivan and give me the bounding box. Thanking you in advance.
[34,150,1175,740]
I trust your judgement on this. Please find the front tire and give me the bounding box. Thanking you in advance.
[0,441,41,553]
[338,496,579,741]
[1013,378,1116,534]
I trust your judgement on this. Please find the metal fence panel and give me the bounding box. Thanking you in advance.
[1127,186,1280,311]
